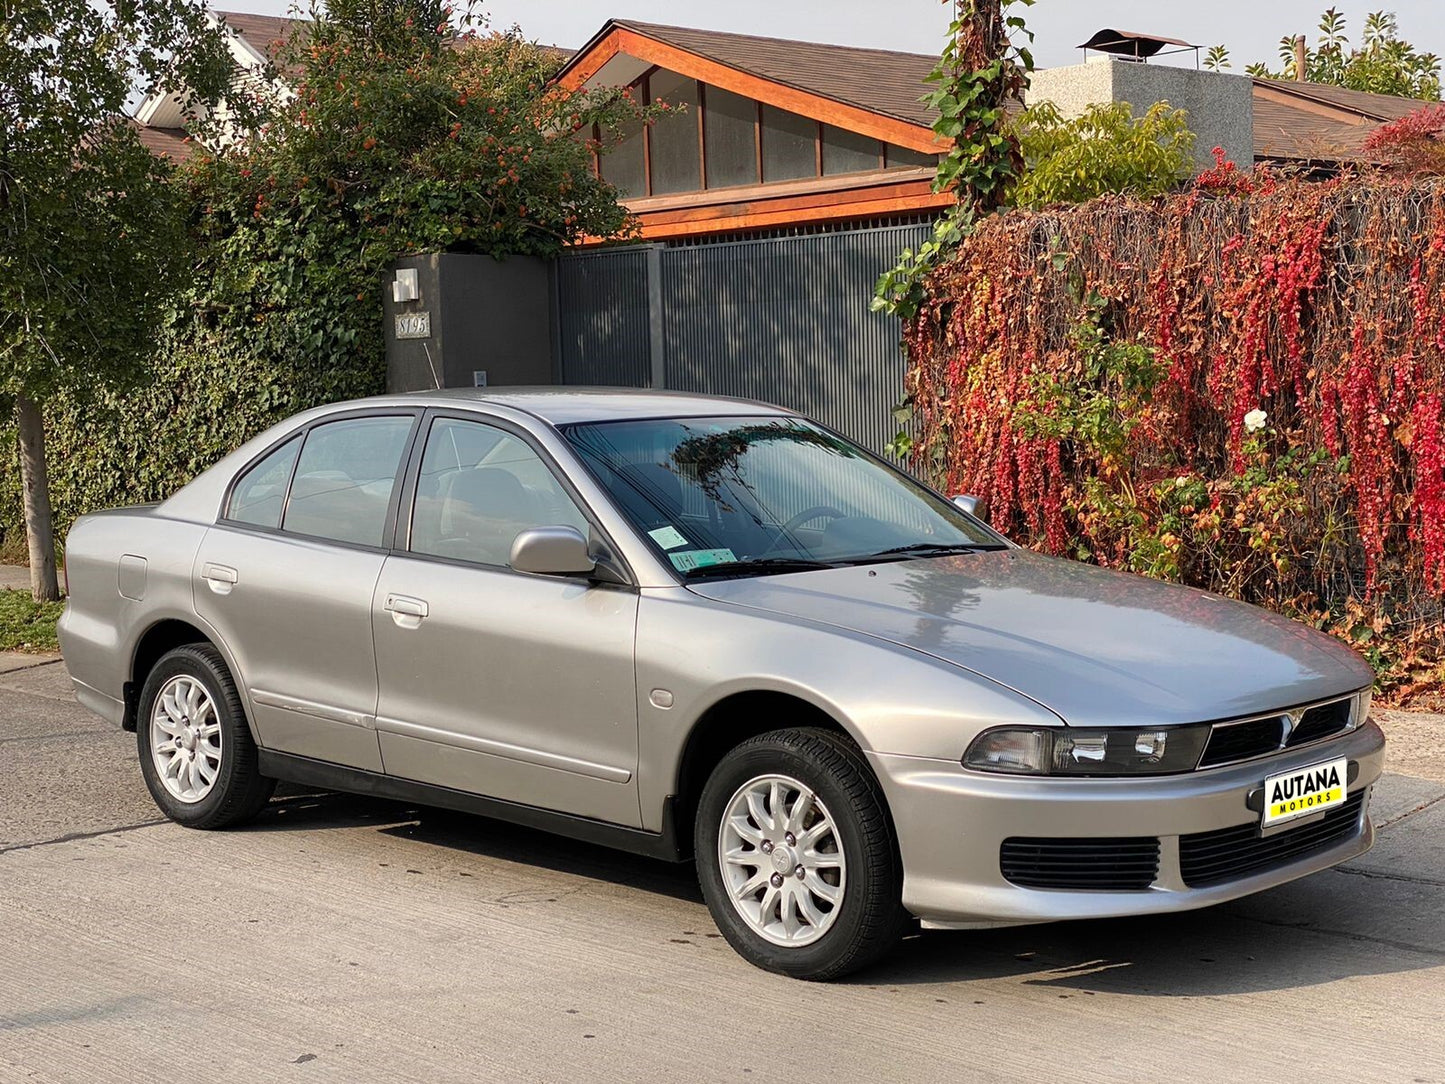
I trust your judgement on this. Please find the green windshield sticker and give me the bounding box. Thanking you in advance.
[648,525,689,551]
[668,548,736,572]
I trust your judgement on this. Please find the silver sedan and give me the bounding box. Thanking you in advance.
[59,389,1384,979]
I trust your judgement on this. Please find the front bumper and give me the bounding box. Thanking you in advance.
[868,719,1386,928]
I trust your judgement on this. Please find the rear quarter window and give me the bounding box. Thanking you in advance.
[227,436,301,529]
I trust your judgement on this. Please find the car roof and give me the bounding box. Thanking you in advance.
[368,386,797,427]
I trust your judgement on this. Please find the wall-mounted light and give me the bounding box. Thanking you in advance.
[392,267,420,303]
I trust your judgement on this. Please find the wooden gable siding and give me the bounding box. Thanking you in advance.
[558,26,944,155]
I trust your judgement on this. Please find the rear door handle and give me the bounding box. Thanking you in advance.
[384,593,429,629]
[201,563,238,595]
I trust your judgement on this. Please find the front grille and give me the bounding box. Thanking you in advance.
[1198,695,1357,769]
[1179,792,1366,888]
[1199,716,1285,767]
[1000,836,1160,891]
[1288,699,1353,746]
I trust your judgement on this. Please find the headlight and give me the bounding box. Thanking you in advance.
[964,725,1211,776]
[1354,689,1373,728]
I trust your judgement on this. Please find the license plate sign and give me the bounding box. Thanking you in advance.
[1262,756,1348,828]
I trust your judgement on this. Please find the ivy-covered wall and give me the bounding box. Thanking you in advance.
[901,174,1445,700]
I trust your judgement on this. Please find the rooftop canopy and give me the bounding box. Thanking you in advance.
[1077,29,1199,61]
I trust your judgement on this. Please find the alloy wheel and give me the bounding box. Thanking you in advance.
[149,675,223,804]
[718,773,848,947]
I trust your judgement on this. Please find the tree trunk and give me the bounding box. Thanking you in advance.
[14,394,60,602]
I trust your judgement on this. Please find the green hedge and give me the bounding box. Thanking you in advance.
[0,329,382,550]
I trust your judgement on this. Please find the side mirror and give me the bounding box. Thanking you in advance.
[509,526,596,576]
[952,494,980,516]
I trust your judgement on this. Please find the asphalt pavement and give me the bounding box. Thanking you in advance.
[2,651,1443,1083]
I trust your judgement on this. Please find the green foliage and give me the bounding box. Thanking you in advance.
[0,0,644,543]
[0,588,62,652]
[923,0,1034,212]
[1204,45,1232,72]
[1011,101,1194,209]
[1014,293,1167,462]
[872,210,973,327]
[873,0,1034,325]
[1247,7,1440,100]
[0,0,240,402]
[178,0,639,411]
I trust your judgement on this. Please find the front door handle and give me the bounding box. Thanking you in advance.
[384,593,429,629]
[201,563,238,595]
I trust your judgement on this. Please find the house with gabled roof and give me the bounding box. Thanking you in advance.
[552,20,951,242]
[134,12,1443,456]
[133,11,295,159]
[546,19,1439,244]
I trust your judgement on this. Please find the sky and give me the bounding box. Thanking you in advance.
[228,1,1445,73]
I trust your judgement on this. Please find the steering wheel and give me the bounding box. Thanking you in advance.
[760,505,847,555]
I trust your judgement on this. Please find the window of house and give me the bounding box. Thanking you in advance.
[601,113,647,198]
[885,142,938,169]
[760,104,817,182]
[280,416,413,547]
[822,125,881,175]
[703,85,759,189]
[648,71,701,195]
[591,73,932,197]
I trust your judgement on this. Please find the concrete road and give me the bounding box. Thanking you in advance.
[3,653,1444,1083]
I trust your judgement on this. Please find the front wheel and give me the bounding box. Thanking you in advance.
[695,728,908,980]
[136,644,275,829]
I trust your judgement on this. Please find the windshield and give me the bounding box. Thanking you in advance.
[563,415,1005,578]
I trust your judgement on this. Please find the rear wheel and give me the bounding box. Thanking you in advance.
[695,727,907,980]
[136,644,274,829]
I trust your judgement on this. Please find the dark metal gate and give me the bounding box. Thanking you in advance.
[553,222,932,455]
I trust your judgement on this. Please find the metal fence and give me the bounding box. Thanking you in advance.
[554,246,653,389]
[553,222,932,456]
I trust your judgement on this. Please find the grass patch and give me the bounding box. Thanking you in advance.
[0,588,63,652]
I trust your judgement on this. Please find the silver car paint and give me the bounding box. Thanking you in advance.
[685,550,1375,729]
[60,507,212,727]
[58,388,1382,929]
[371,554,642,826]
[876,721,1385,926]
[193,525,390,772]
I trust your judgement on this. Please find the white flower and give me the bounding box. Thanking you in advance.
[1243,409,1268,433]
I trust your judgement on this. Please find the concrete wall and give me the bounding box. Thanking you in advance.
[383,252,555,393]
[1027,58,1253,172]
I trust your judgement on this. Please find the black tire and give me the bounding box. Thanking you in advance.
[135,644,275,829]
[695,727,908,980]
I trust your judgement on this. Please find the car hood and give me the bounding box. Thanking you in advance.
[686,550,1372,729]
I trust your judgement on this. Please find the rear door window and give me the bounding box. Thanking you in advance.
[280,416,414,547]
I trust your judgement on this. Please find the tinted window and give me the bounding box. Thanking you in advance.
[410,418,588,567]
[703,85,758,189]
[823,125,880,175]
[649,71,701,195]
[281,416,413,546]
[885,142,938,169]
[760,105,816,182]
[227,436,301,529]
[601,113,647,198]
[566,416,1003,577]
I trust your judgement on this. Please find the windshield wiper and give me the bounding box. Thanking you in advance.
[682,557,844,580]
[857,541,1005,560]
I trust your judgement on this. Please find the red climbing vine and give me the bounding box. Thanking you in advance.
[903,176,1445,702]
